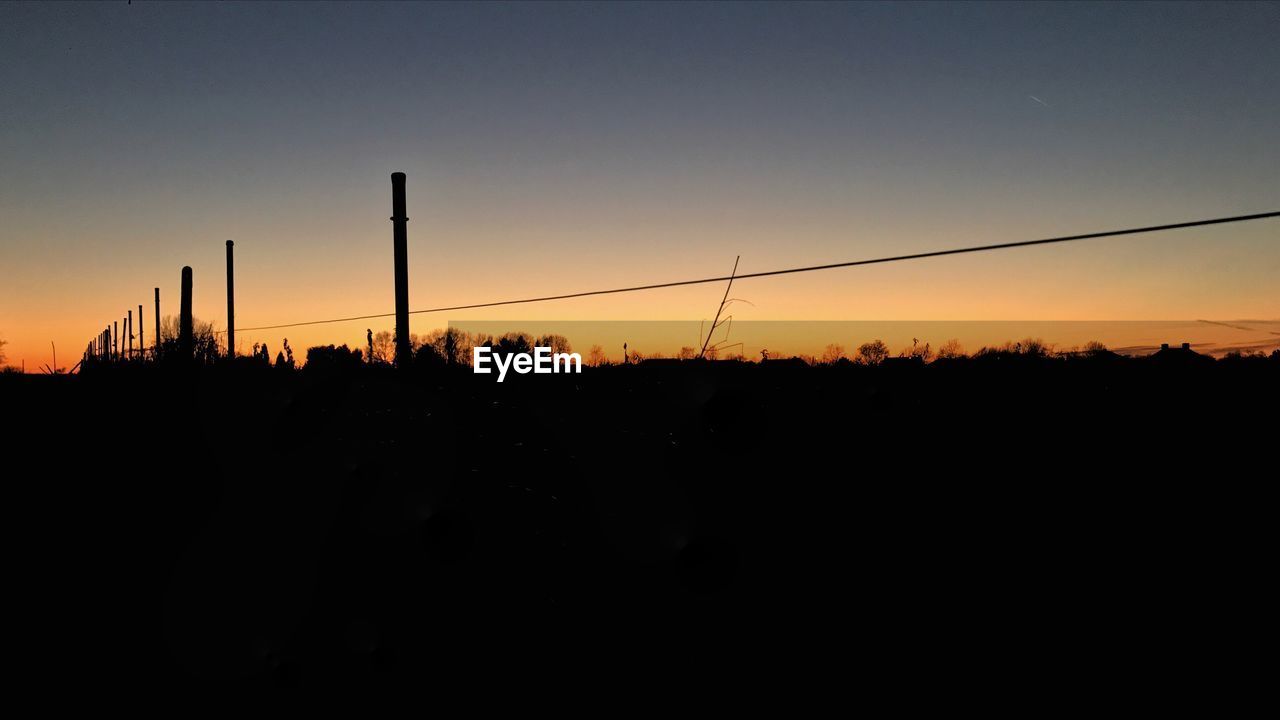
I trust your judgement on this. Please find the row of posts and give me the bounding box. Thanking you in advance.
[85,276,184,364]
[84,172,412,368]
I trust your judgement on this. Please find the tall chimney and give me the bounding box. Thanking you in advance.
[114,321,119,360]
[138,304,144,359]
[226,240,235,358]
[127,310,133,358]
[391,172,411,366]
[180,266,194,360]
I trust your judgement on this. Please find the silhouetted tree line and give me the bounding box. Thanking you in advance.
[75,323,1280,374]
[358,329,575,368]
[736,337,1279,367]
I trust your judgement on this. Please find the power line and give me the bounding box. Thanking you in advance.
[228,210,1278,333]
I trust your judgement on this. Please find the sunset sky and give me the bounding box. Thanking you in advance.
[1,1,1277,369]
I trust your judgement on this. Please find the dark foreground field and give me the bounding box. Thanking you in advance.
[4,355,1276,697]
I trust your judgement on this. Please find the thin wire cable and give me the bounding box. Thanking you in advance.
[227,210,1278,333]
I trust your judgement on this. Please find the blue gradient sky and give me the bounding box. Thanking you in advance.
[1,1,1277,368]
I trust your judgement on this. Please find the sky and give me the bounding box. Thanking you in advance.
[1,1,1277,369]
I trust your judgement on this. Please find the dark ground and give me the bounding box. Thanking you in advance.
[4,355,1275,698]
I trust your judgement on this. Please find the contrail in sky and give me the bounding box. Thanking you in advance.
[1197,319,1260,333]
[1029,95,1049,107]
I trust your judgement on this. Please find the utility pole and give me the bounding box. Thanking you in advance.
[391,172,411,367]
[180,266,193,361]
[154,287,161,358]
[226,240,235,358]
[127,310,133,358]
[138,304,144,359]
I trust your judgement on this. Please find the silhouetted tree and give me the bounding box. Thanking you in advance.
[936,338,965,360]
[440,328,463,365]
[414,341,445,366]
[534,334,573,355]
[491,332,535,366]
[305,344,363,372]
[855,339,889,365]
[405,327,487,366]
[0,335,7,366]
[820,344,846,364]
[587,345,607,367]
[422,327,478,366]
[370,331,394,365]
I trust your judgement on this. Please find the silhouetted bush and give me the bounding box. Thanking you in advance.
[974,337,1055,362]
[898,338,933,362]
[1219,349,1274,368]
[156,315,221,365]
